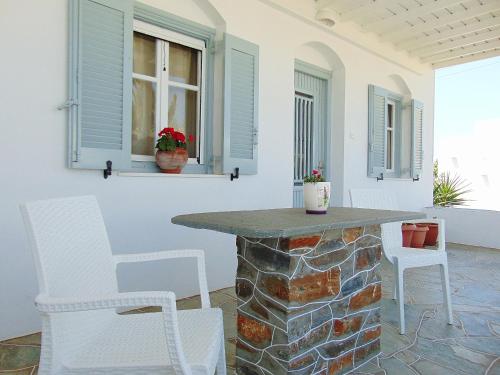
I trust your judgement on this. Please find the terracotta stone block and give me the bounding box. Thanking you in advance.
[289,268,340,303]
[236,279,254,299]
[343,227,363,243]
[262,275,289,301]
[289,352,316,369]
[280,235,322,251]
[237,314,272,346]
[362,326,381,343]
[328,351,353,375]
[355,245,382,271]
[349,284,381,310]
[332,315,363,336]
[250,301,269,320]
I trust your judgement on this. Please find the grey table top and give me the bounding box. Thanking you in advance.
[172,207,425,238]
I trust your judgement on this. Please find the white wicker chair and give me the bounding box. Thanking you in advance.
[349,189,453,334]
[20,195,226,375]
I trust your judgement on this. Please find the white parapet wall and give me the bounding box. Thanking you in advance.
[424,207,500,249]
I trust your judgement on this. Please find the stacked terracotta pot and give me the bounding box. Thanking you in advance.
[401,222,438,248]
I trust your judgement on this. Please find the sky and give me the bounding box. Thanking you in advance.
[435,55,500,142]
[434,55,500,209]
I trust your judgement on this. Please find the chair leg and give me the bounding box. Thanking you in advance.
[216,334,227,375]
[393,258,405,335]
[440,261,453,325]
[392,276,397,300]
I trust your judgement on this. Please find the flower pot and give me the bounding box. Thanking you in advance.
[155,148,188,173]
[417,223,439,246]
[402,223,416,247]
[411,225,429,248]
[304,182,331,214]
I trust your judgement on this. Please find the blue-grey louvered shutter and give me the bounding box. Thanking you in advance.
[368,85,387,178]
[67,0,133,171]
[411,99,424,179]
[222,34,259,175]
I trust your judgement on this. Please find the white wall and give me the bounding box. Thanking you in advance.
[0,0,434,340]
[425,207,500,249]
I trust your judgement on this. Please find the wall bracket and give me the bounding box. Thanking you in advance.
[104,161,112,179]
[230,167,240,181]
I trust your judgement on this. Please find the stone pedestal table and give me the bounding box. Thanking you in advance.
[172,207,424,375]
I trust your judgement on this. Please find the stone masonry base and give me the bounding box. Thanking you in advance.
[235,225,383,375]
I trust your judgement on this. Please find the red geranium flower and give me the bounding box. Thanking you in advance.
[173,131,186,143]
[312,169,319,175]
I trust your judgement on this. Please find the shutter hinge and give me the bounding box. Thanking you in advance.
[57,99,79,110]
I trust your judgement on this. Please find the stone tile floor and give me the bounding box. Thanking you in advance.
[1,243,499,374]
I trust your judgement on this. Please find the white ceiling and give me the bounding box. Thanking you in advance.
[315,0,500,68]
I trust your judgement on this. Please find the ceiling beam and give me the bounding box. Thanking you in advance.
[363,0,465,34]
[395,13,500,51]
[431,47,500,68]
[382,2,500,43]
[410,27,500,57]
[338,0,405,22]
[421,37,500,63]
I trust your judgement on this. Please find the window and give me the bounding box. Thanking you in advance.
[368,85,403,178]
[132,21,206,164]
[386,99,396,171]
[67,1,259,176]
[368,84,424,180]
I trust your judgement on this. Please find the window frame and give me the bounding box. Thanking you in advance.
[132,20,207,165]
[131,3,216,174]
[384,93,402,178]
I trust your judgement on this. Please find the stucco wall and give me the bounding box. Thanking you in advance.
[0,0,434,339]
[425,207,500,249]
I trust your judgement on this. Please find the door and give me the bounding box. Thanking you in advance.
[293,68,329,207]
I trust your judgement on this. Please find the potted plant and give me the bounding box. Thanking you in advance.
[303,170,331,214]
[416,222,439,246]
[411,225,429,248]
[402,223,416,247]
[155,128,194,174]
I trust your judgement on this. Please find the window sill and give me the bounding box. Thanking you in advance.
[118,172,226,179]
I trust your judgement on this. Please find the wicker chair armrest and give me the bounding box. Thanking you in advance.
[35,291,176,313]
[113,249,210,308]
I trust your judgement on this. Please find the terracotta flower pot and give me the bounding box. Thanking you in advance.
[411,225,429,248]
[416,223,439,246]
[155,148,188,174]
[402,223,416,247]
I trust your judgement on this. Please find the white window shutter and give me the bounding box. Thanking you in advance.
[67,0,133,171]
[368,85,387,178]
[222,34,259,176]
[411,99,424,179]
